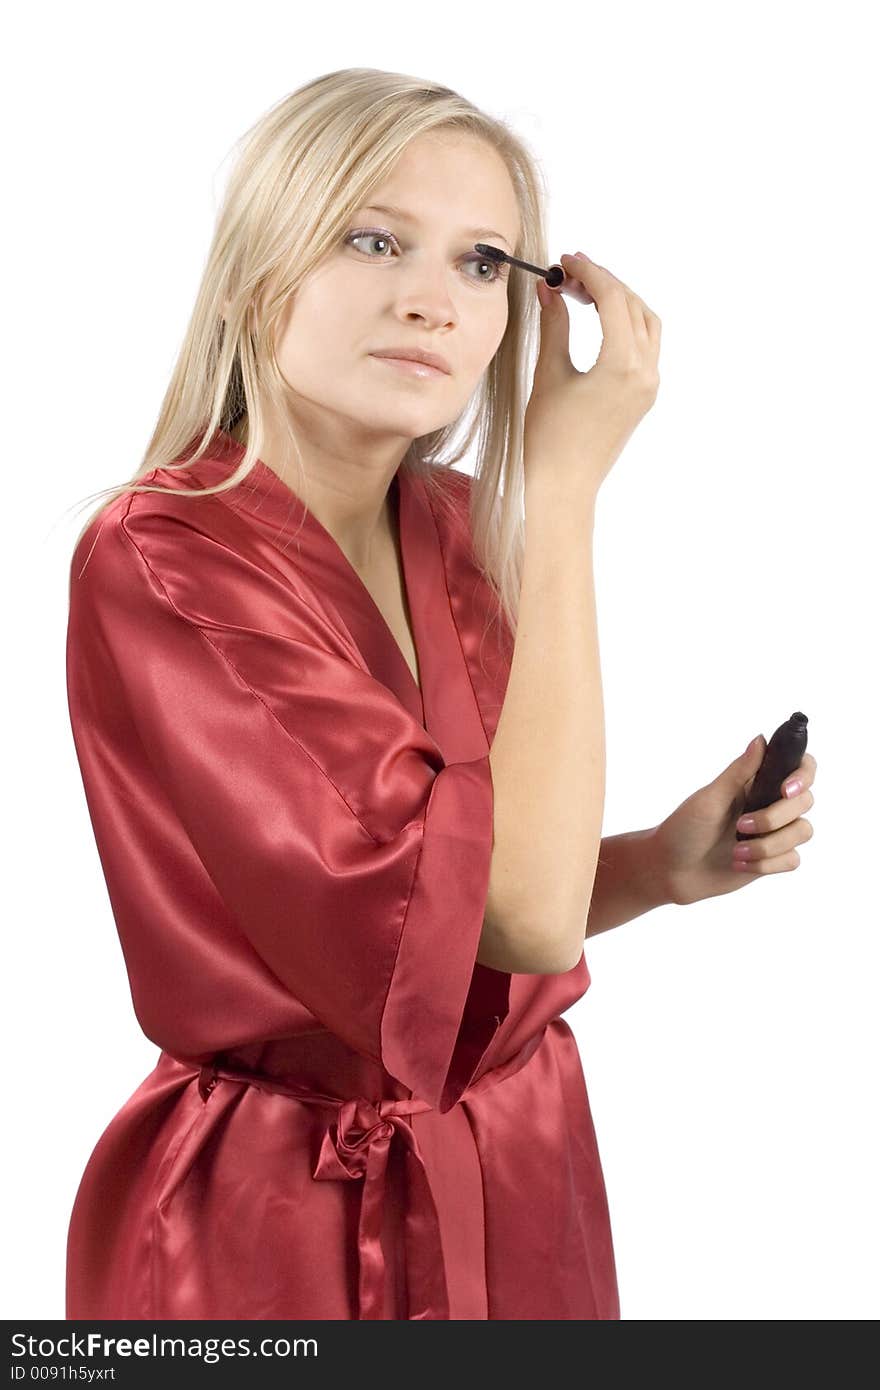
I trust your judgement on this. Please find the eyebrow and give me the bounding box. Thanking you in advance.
[360,204,513,251]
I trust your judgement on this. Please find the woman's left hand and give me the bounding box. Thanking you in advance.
[652,737,817,907]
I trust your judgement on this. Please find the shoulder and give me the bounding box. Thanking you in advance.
[68,466,343,651]
[69,466,268,626]
[70,466,222,592]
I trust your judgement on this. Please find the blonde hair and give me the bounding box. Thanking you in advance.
[69,67,554,644]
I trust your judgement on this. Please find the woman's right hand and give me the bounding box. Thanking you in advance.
[523,252,661,496]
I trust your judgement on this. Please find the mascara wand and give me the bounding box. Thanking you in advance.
[474,243,595,305]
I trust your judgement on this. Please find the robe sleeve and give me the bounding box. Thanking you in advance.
[68,500,511,1113]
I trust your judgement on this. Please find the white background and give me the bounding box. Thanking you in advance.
[5,0,877,1321]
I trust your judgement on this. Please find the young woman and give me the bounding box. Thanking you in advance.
[64,67,814,1321]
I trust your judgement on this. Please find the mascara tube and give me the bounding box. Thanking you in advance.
[736,712,810,841]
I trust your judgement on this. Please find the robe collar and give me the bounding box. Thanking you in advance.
[178,430,490,766]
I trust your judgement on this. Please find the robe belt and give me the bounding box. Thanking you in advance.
[193,1025,548,1321]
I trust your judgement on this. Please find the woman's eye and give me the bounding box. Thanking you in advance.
[461,253,509,285]
[346,231,396,259]
[344,230,508,286]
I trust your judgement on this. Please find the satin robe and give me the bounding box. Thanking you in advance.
[64,429,620,1320]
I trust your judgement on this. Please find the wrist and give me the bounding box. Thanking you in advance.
[641,824,680,910]
[646,821,697,908]
[523,462,601,515]
[585,826,674,938]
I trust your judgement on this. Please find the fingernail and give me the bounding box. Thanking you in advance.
[783,779,802,798]
[574,251,589,260]
[738,816,756,831]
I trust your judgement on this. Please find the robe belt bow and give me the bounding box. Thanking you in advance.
[195,1025,547,1320]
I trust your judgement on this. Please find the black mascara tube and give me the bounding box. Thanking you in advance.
[736,712,810,841]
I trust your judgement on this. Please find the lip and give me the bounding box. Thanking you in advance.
[370,346,451,375]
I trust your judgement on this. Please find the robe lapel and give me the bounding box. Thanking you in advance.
[397,466,489,765]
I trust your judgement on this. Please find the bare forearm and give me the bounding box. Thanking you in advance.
[483,476,604,974]
[586,827,672,938]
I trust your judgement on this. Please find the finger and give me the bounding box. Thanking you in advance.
[563,253,638,298]
[558,254,635,365]
[552,272,595,306]
[571,253,655,327]
[737,786,814,834]
[644,307,662,351]
[732,849,801,876]
[577,258,648,340]
[626,292,650,343]
[561,253,659,357]
[734,818,814,863]
[782,753,818,798]
[630,298,660,347]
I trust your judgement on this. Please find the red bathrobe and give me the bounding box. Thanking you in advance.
[64,430,619,1320]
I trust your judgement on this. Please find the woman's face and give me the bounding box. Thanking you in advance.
[268,131,522,452]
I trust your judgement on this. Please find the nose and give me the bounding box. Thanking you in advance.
[394,263,458,326]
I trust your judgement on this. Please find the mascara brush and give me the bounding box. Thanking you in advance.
[474,243,595,305]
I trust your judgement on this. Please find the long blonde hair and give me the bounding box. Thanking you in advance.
[69,67,553,643]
